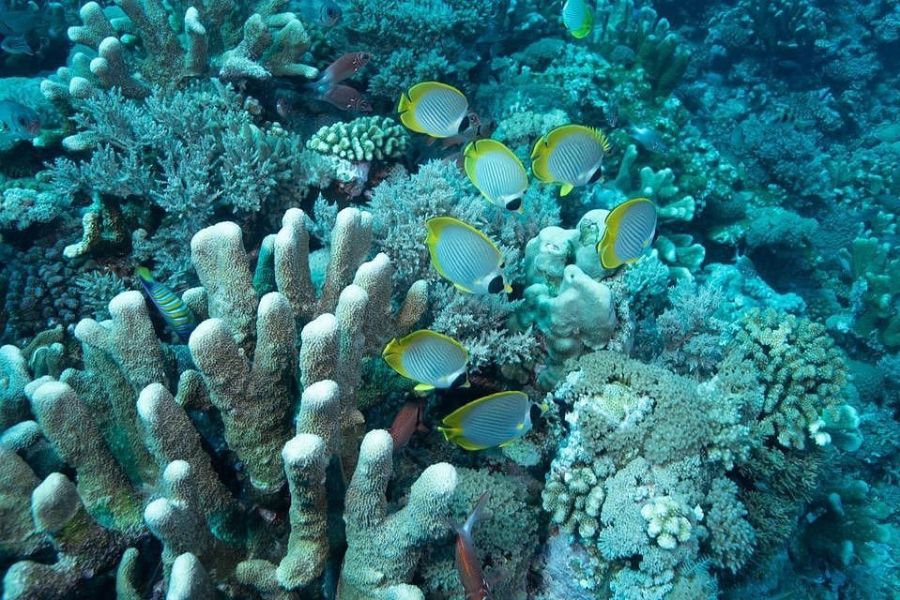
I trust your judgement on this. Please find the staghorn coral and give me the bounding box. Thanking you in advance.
[344,0,493,101]
[366,160,558,373]
[45,81,308,282]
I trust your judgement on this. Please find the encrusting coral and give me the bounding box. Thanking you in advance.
[0,207,457,599]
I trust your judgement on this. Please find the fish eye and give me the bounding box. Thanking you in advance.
[505,197,522,211]
[588,166,604,183]
[458,114,471,133]
[487,276,504,294]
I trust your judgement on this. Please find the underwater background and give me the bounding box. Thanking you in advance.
[0,0,898,598]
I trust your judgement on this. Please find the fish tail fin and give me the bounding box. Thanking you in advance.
[462,491,491,538]
[135,266,154,282]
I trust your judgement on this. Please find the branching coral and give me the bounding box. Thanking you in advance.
[45,81,306,282]
[42,0,317,107]
[0,208,450,599]
[723,308,848,450]
[366,160,558,373]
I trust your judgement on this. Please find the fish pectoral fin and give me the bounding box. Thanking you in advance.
[560,183,574,196]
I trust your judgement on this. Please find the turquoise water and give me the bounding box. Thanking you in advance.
[0,0,897,598]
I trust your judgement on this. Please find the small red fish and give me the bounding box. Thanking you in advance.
[322,84,372,112]
[388,401,428,450]
[318,52,372,88]
[452,492,492,600]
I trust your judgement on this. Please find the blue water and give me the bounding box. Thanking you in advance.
[0,0,897,598]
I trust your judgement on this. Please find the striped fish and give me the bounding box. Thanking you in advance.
[597,198,658,269]
[531,124,610,197]
[563,0,593,39]
[438,391,533,451]
[398,81,470,138]
[382,329,469,392]
[463,139,529,212]
[425,216,512,295]
[135,267,196,342]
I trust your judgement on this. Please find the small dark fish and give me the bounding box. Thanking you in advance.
[0,99,40,139]
[135,267,197,342]
[451,492,492,600]
[290,0,342,29]
[438,111,495,148]
[605,101,620,128]
[322,84,371,112]
[388,401,428,450]
[1,34,32,55]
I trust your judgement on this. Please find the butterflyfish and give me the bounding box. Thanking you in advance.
[398,81,471,139]
[463,138,529,212]
[135,267,197,342]
[531,124,610,196]
[597,197,658,269]
[563,0,594,39]
[425,217,512,295]
[382,329,469,392]
[438,391,533,451]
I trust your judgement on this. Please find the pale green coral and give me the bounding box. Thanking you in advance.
[306,116,409,162]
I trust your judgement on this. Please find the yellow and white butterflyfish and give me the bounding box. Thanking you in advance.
[463,138,529,212]
[382,329,469,392]
[563,0,594,39]
[397,81,470,139]
[531,124,611,197]
[438,391,534,451]
[425,216,512,295]
[597,197,658,269]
